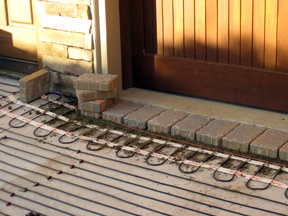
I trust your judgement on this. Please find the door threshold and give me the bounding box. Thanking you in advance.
[0,56,38,74]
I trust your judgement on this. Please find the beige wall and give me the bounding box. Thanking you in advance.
[36,0,123,96]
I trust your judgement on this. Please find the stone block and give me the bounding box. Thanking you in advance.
[124,105,166,130]
[81,110,101,119]
[222,124,266,152]
[76,89,119,102]
[49,71,60,84]
[39,42,67,59]
[171,114,213,140]
[77,4,92,19]
[103,101,143,124]
[78,98,118,112]
[68,47,92,61]
[45,0,91,5]
[279,142,288,161]
[39,15,92,33]
[43,55,92,75]
[36,1,77,17]
[84,34,93,50]
[75,73,118,91]
[39,29,84,47]
[19,69,50,103]
[59,74,77,97]
[147,110,188,134]
[250,129,288,158]
[196,119,239,146]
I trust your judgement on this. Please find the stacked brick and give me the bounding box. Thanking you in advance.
[75,73,119,118]
[36,0,94,96]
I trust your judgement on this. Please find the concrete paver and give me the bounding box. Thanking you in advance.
[279,143,288,162]
[147,110,188,134]
[102,101,143,123]
[222,124,266,152]
[78,98,118,112]
[250,129,288,158]
[76,89,119,102]
[75,73,118,91]
[196,119,239,146]
[123,105,166,130]
[171,114,213,140]
[19,69,49,103]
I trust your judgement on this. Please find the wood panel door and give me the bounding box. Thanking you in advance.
[0,0,38,61]
[125,0,288,112]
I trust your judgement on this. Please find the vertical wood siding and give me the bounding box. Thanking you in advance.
[140,0,288,72]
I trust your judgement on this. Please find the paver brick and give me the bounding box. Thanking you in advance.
[250,129,288,158]
[19,69,50,103]
[40,29,84,47]
[222,124,266,152]
[43,55,92,75]
[279,142,288,161]
[81,110,101,119]
[196,119,239,146]
[68,47,92,61]
[171,114,213,140]
[102,101,143,124]
[75,73,118,91]
[123,105,166,130]
[78,98,118,112]
[147,110,188,134]
[76,89,119,102]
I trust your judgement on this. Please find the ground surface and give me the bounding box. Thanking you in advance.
[0,77,288,216]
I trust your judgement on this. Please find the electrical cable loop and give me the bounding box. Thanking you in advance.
[33,126,54,137]
[285,188,288,199]
[115,147,137,158]
[179,152,213,174]
[246,166,282,190]
[8,92,61,128]
[58,133,79,144]
[213,158,247,182]
[146,144,183,166]
[86,140,107,151]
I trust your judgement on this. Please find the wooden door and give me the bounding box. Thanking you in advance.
[125,0,288,112]
[0,0,38,61]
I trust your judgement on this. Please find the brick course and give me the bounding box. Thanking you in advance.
[76,89,119,102]
[222,124,266,152]
[68,47,92,61]
[196,119,239,146]
[19,69,50,103]
[39,42,67,59]
[43,55,92,75]
[171,114,212,140]
[78,98,118,112]
[75,73,118,91]
[124,105,166,130]
[39,15,92,33]
[250,129,288,158]
[279,143,288,161]
[39,29,84,48]
[103,101,143,124]
[147,110,188,134]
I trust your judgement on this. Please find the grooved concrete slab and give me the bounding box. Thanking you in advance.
[222,124,266,152]
[250,129,288,158]
[279,143,288,161]
[123,105,166,130]
[171,114,213,140]
[196,119,239,146]
[102,101,143,123]
[147,110,188,134]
